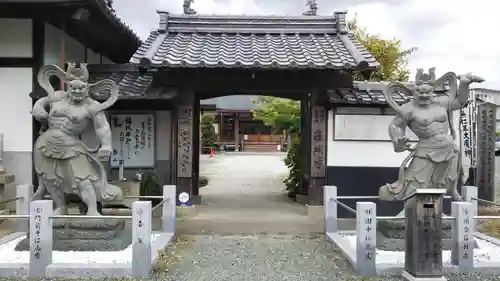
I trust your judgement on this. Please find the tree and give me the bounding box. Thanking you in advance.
[201,114,217,153]
[251,96,300,135]
[348,15,417,82]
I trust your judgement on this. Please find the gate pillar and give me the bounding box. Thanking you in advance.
[174,88,198,206]
[307,90,328,205]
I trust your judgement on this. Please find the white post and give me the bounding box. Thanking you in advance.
[461,186,478,217]
[323,185,337,234]
[162,185,176,233]
[451,202,474,273]
[29,200,53,277]
[16,184,33,232]
[132,201,152,277]
[356,202,376,276]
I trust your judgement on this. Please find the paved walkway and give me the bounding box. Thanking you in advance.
[177,152,323,235]
[163,152,348,281]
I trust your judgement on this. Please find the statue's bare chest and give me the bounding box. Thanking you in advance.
[410,105,447,127]
[50,102,90,124]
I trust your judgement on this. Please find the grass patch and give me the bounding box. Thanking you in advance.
[151,234,195,274]
[477,206,500,239]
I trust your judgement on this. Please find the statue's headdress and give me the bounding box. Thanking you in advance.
[66,62,89,82]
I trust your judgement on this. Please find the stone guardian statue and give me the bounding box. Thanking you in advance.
[31,63,123,216]
[378,68,484,201]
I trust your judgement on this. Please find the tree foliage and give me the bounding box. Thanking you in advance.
[349,16,417,82]
[201,114,217,148]
[251,96,301,135]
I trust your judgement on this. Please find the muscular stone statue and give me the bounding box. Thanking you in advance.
[31,63,123,216]
[378,68,484,201]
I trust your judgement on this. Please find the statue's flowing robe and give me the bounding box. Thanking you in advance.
[34,129,120,201]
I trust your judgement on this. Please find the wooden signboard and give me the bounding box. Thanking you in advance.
[310,106,326,178]
[177,106,193,178]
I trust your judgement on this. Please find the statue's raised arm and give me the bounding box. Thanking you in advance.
[379,67,483,202]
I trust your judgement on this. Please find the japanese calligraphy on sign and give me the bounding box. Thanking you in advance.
[461,207,472,260]
[177,106,193,177]
[32,207,42,259]
[476,104,496,199]
[360,207,376,262]
[310,106,326,177]
[110,114,155,168]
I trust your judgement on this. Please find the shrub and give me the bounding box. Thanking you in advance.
[283,136,301,198]
[201,114,217,153]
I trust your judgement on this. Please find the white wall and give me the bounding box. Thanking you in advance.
[327,108,411,168]
[44,23,113,65]
[0,68,33,152]
[0,19,32,57]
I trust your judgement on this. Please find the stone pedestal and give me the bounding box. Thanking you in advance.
[403,189,447,281]
[15,218,132,252]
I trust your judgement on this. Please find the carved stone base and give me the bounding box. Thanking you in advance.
[376,218,478,251]
[15,219,132,252]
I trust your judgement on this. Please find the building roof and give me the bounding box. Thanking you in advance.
[0,0,141,63]
[131,11,379,70]
[328,81,412,105]
[200,95,262,111]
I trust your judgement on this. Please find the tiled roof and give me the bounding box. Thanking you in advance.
[328,81,412,105]
[130,11,379,70]
[93,0,142,47]
[201,95,262,111]
[85,65,172,100]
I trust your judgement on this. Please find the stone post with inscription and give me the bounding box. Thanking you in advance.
[451,202,474,273]
[29,200,53,277]
[356,202,376,276]
[475,102,496,201]
[403,189,447,281]
[132,201,152,277]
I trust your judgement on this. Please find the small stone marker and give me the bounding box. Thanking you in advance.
[323,185,337,234]
[403,189,446,281]
[162,185,176,233]
[29,200,53,277]
[461,186,478,216]
[16,184,33,232]
[356,201,376,276]
[451,202,474,272]
[132,201,152,277]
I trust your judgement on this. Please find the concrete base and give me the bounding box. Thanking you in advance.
[177,205,197,218]
[305,204,323,219]
[191,195,202,205]
[295,194,308,205]
[328,231,500,276]
[0,232,174,278]
[402,271,447,281]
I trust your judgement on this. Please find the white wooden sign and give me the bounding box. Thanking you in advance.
[334,114,418,141]
[110,114,155,168]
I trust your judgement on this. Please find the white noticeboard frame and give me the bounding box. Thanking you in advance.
[110,113,156,168]
[334,114,418,141]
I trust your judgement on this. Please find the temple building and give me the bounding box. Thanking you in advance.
[201,96,282,152]
[0,0,141,186]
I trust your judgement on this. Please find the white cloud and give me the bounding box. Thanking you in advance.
[113,0,500,89]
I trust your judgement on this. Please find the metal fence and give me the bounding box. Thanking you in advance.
[0,184,176,278]
[323,185,498,276]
